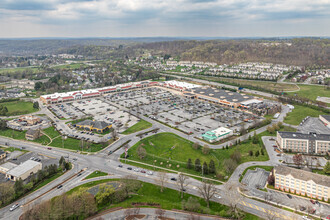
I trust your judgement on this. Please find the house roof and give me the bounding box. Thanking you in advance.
[275,165,330,187]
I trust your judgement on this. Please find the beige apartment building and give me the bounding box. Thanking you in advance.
[274,165,330,201]
[276,131,330,155]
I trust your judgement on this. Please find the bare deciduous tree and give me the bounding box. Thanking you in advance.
[197,180,217,208]
[155,172,168,193]
[175,173,190,198]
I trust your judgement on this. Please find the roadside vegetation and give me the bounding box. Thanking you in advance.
[22,177,260,220]
[0,157,71,208]
[85,170,108,179]
[121,119,152,135]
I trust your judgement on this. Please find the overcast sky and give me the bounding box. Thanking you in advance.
[0,0,329,38]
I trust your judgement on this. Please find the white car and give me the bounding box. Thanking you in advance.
[147,171,153,175]
[9,203,19,211]
[214,194,221,199]
[133,168,140,172]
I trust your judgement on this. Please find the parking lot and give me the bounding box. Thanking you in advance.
[48,103,85,119]
[106,87,259,136]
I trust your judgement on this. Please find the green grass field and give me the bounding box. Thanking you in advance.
[84,170,108,179]
[42,126,61,139]
[49,136,104,152]
[284,105,326,125]
[123,132,269,180]
[0,67,42,74]
[53,63,88,70]
[0,125,104,152]
[0,101,38,116]
[0,129,26,140]
[66,179,260,219]
[122,119,152,135]
[286,84,330,102]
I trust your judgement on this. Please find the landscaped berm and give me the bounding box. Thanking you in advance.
[122,132,268,180]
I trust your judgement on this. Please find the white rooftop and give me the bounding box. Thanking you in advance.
[0,162,18,170]
[6,160,41,177]
[240,99,263,105]
[212,127,232,136]
[164,80,201,89]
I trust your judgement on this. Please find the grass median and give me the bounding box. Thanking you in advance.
[122,119,152,135]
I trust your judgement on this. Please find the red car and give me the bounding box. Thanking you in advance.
[326,215,330,219]
[310,199,315,204]
[47,147,52,150]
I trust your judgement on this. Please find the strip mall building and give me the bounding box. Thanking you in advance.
[40,81,158,104]
[40,80,260,110]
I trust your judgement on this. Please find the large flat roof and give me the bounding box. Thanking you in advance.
[0,162,17,170]
[6,160,41,177]
[278,131,330,141]
[192,87,254,104]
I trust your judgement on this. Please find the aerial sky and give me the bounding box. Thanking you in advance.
[0,0,329,38]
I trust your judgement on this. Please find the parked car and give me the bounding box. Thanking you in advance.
[127,167,132,170]
[47,147,52,150]
[147,171,153,175]
[118,165,123,168]
[9,203,19,211]
[287,194,292,199]
[215,194,221,199]
[170,177,177,181]
[299,206,306,211]
[57,185,63,189]
[310,199,315,204]
[77,173,82,177]
[140,170,146,173]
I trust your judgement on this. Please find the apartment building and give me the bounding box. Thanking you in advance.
[276,131,330,155]
[274,165,330,201]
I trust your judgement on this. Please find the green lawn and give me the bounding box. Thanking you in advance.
[66,179,260,219]
[0,126,104,152]
[42,126,61,139]
[53,63,88,70]
[121,119,152,135]
[85,170,108,179]
[49,136,104,152]
[284,105,326,125]
[0,101,38,116]
[287,84,330,102]
[122,132,269,180]
[0,66,42,74]
[0,128,26,140]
